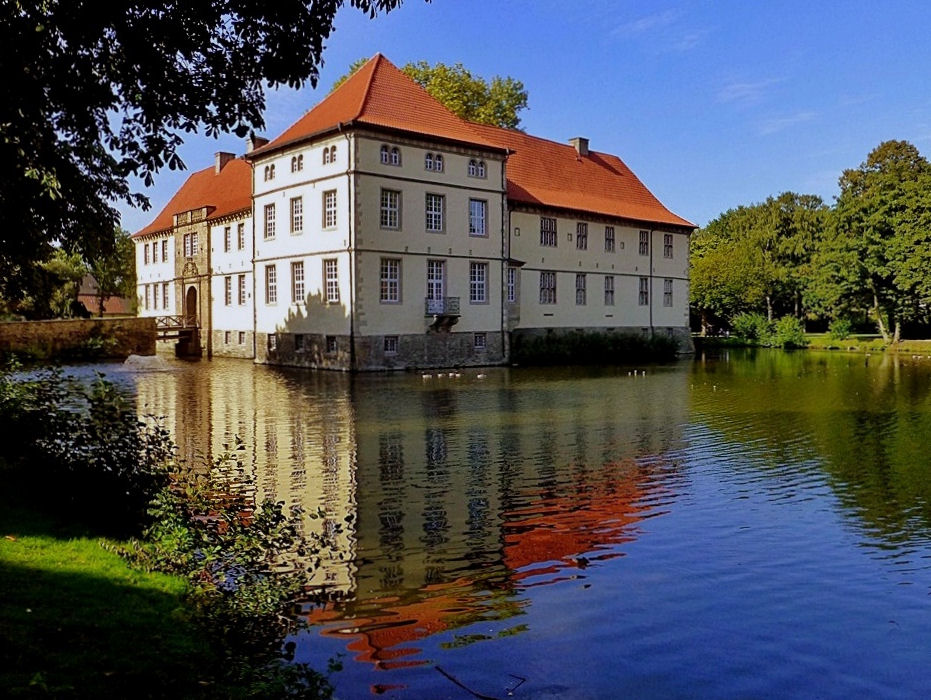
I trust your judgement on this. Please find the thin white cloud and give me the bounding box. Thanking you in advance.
[758,111,818,135]
[613,9,680,36]
[671,30,709,51]
[717,78,785,105]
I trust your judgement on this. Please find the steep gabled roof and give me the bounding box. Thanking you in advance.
[251,54,505,156]
[133,158,251,238]
[470,123,694,230]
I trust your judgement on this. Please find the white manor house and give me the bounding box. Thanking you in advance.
[133,55,694,370]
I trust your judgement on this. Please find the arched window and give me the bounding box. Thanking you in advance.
[476,160,486,178]
[390,147,401,166]
[269,164,276,179]
[297,154,303,171]
[468,159,477,177]
[380,144,390,164]
[329,145,336,162]
[425,153,434,171]
[435,154,444,172]
[291,156,298,172]
[323,148,330,165]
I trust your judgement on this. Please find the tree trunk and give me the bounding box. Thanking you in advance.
[700,309,708,337]
[893,319,901,344]
[766,295,773,322]
[872,290,890,343]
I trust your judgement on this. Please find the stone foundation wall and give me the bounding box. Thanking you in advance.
[210,330,255,359]
[0,317,156,359]
[513,325,694,355]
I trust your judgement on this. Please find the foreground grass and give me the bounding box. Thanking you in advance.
[0,485,223,698]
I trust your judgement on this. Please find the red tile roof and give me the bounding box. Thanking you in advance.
[252,54,506,156]
[133,158,252,237]
[470,123,694,229]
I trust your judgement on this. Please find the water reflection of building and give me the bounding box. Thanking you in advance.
[132,362,688,666]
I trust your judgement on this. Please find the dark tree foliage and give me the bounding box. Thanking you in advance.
[0,0,404,297]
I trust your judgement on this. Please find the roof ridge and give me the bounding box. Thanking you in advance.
[353,54,383,121]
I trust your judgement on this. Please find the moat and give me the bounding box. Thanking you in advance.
[87,349,931,698]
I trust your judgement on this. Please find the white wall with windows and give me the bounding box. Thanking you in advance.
[135,233,175,316]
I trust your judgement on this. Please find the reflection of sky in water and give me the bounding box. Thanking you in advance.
[101,351,931,697]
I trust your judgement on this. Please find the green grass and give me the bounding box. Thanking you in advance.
[0,478,224,698]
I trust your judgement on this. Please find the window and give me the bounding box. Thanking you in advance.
[474,333,487,351]
[326,336,338,354]
[639,277,649,306]
[290,196,303,234]
[183,233,191,257]
[380,258,400,303]
[576,273,586,305]
[468,159,486,178]
[425,193,444,232]
[507,267,517,303]
[664,234,674,259]
[469,199,487,237]
[329,145,336,162]
[435,154,444,172]
[161,239,168,262]
[425,153,434,171]
[162,282,169,309]
[639,230,649,256]
[604,276,615,305]
[268,333,277,352]
[380,189,400,229]
[191,232,198,255]
[151,283,158,309]
[469,262,488,303]
[291,261,304,303]
[224,226,231,252]
[143,284,150,310]
[238,331,245,345]
[322,148,330,165]
[295,334,305,352]
[384,335,399,355]
[264,164,275,181]
[540,271,556,304]
[291,154,304,172]
[380,144,390,164]
[264,203,276,239]
[664,278,674,307]
[540,217,557,247]
[576,222,588,250]
[605,226,615,252]
[390,147,401,165]
[224,331,231,345]
[324,259,339,303]
[237,223,245,250]
[323,190,337,229]
[265,265,277,304]
[224,276,232,305]
[238,274,246,305]
[144,244,149,265]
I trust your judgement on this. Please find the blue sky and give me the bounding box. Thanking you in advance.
[118,0,931,232]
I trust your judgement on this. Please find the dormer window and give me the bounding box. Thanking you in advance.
[468,159,486,178]
[291,154,303,172]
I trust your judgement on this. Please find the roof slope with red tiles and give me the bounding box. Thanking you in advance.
[133,158,251,237]
[470,122,694,229]
[252,54,504,156]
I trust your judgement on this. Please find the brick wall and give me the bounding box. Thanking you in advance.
[0,317,156,359]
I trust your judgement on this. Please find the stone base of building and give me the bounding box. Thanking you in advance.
[512,325,694,355]
[255,331,506,371]
[210,330,255,359]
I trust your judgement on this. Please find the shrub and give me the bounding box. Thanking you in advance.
[771,316,808,348]
[511,330,680,366]
[731,312,771,343]
[828,317,853,341]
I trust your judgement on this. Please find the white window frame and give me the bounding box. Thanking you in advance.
[323,190,337,229]
[664,234,674,259]
[474,332,487,351]
[380,189,400,229]
[604,275,615,305]
[238,274,246,305]
[264,203,276,239]
[290,196,303,234]
[380,258,400,303]
[576,222,588,250]
[291,261,305,304]
[237,222,245,250]
[469,199,487,237]
[162,282,169,309]
[425,193,444,233]
[384,335,399,355]
[576,273,586,305]
[265,265,277,305]
[639,230,649,256]
[540,217,557,247]
[664,278,674,307]
[224,276,232,306]
[540,271,556,304]
[605,226,615,253]
[469,262,488,304]
[639,276,649,306]
[506,267,517,303]
[324,258,339,303]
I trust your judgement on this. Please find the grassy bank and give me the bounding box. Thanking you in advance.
[696,333,931,354]
[0,474,224,698]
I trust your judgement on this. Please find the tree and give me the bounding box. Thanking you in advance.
[1,0,405,300]
[88,228,136,317]
[812,141,931,342]
[332,59,529,129]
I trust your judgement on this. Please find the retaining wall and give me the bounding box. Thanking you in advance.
[0,317,156,359]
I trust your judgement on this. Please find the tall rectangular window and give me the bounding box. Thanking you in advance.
[237,222,245,250]
[540,217,557,247]
[162,282,169,309]
[191,232,198,255]
[152,283,158,310]
[323,190,337,229]
[238,274,246,305]
[664,278,674,306]
[576,222,588,250]
[290,196,303,234]
[664,233,674,259]
[143,284,150,310]
[291,261,305,303]
[605,226,615,252]
[265,265,277,304]
[224,226,231,252]
[183,233,190,257]
[324,259,339,303]
[161,239,168,262]
[224,276,232,305]
[539,271,556,304]
[380,189,400,229]
[506,267,517,303]
[604,276,615,305]
[144,244,149,265]
[425,193,444,232]
[264,203,276,239]
[469,199,487,236]
[639,230,649,256]
[380,258,400,302]
[152,241,158,263]
[469,262,488,303]
[639,277,649,306]
[576,273,586,305]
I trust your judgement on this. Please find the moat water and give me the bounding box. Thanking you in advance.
[88,349,931,698]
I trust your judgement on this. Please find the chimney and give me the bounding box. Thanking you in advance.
[569,137,589,157]
[246,134,269,153]
[215,151,234,173]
